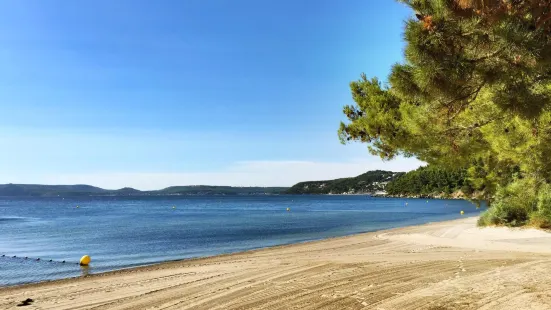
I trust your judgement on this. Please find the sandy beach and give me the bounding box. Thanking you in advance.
[2,217,551,309]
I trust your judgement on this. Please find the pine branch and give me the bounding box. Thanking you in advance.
[471,47,505,62]
[536,11,551,29]
[442,116,505,134]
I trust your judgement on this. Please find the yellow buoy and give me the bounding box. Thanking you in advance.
[286,207,290,212]
[460,210,465,215]
[80,255,91,266]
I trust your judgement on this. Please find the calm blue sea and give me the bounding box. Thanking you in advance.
[0,195,483,286]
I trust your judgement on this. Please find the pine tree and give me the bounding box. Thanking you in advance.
[339,0,551,226]
[454,0,551,30]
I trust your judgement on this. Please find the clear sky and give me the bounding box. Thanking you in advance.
[0,0,423,190]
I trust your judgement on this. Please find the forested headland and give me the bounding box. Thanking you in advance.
[285,165,477,198]
[385,166,471,198]
[285,170,402,195]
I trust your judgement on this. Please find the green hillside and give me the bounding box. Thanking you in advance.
[385,166,472,197]
[286,170,403,195]
[0,184,288,197]
[155,186,288,196]
[0,184,107,197]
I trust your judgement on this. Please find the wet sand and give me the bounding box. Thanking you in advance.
[2,217,551,309]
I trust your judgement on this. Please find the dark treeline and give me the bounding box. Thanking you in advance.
[385,166,472,197]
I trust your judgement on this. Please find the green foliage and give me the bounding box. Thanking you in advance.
[339,0,551,226]
[529,183,551,228]
[286,170,402,195]
[386,166,470,197]
[453,1,551,33]
[477,178,538,227]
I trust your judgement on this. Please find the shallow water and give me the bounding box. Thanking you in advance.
[0,195,483,286]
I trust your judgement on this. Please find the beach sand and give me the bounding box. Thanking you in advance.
[3,217,551,309]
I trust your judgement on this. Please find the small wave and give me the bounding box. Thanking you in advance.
[0,216,27,223]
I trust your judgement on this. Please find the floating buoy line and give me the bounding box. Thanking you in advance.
[0,254,84,266]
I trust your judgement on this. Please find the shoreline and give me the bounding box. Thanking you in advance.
[0,217,466,289]
[3,216,551,309]
[0,215,475,289]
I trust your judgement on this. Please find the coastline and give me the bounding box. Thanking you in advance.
[3,216,551,309]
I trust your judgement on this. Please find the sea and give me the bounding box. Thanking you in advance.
[0,195,483,286]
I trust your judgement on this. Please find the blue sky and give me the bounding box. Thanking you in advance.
[0,0,422,189]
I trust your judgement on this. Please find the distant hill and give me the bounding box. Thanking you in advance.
[0,184,288,197]
[2,167,470,197]
[114,187,142,194]
[285,170,404,195]
[155,186,287,196]
[0,184,107,197]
